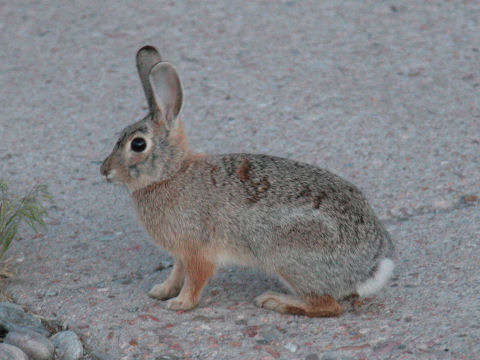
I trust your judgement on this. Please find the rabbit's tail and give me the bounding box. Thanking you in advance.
[356,258,394,297]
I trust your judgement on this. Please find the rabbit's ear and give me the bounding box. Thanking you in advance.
[136,46,162,113]
[148,62,184,128]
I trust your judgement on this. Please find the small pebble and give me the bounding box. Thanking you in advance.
[305,354,319,360]
[261,326,282,343]
[4,326,54,360]
[433,199,453,210]
[461,194,478,203]
[51,331,84,360]
[0,343,29,360]
[284,342,298,352]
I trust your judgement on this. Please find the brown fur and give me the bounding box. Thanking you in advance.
[244,178,271,203]
[166,247,217,310]
[171,120,190,152]
[303,294,344,317]
[254,291,343,317]
[313,196,322,209]
[210,164,219,186]
[237,159,271,201]
[181,249,216,301]
[237,158,251,182]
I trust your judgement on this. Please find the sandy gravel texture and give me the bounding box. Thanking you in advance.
[1,1,479,359]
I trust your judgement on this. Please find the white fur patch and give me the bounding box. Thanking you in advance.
[216,252,240,266]
[106,169,117,181]
[356,258,394,297]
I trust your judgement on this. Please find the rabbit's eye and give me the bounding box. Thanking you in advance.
[131,137,147,152]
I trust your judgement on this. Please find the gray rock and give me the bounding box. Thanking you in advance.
[284,342,298,352]
[4,326,54,360]
[0,344,29,360]
[0,302,50,337]
[51,331,84,360]
[305,354,320,360]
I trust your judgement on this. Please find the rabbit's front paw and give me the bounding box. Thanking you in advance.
[166,296,197,311]
[148,283,181,300]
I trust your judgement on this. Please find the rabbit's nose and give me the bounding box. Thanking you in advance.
[100,158,111,177]
[100,161,108,176]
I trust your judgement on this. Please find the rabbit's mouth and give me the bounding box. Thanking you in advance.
[104,170,116,183]
[101,168,117,183]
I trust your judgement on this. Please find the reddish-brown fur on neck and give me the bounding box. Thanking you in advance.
[171,119,190,154]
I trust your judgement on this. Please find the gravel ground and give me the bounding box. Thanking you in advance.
[1,1,479,359]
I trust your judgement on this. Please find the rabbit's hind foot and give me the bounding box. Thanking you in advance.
[254,291,343,317]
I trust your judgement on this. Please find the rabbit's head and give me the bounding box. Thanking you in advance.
[101,46,189,191]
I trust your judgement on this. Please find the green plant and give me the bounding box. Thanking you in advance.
[0,180,51,260]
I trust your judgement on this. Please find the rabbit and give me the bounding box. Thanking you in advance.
[100,45,394,317]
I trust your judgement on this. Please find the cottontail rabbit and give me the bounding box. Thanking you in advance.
[101,46,394,317]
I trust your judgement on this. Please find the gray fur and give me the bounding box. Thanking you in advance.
[101,46,394,312]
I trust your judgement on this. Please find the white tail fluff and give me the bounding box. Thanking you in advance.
[356,258,394,297]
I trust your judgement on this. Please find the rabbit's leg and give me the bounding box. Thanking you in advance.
[166,251,216,311]
[254,291,343,317]
[149,260,184,300]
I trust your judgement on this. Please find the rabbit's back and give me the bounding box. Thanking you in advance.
[206,153,387,238]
